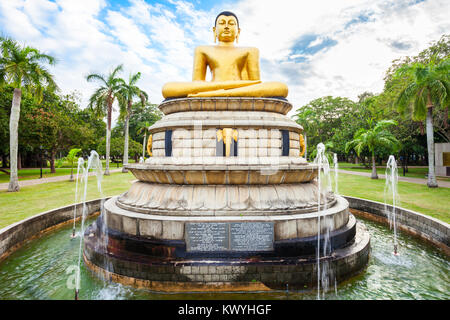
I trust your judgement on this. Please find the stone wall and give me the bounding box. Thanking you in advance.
[345,196,450,254]
[0,198,106,261]
[83,222,370,291]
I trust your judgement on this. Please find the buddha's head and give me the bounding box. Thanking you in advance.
[213,11,240,44]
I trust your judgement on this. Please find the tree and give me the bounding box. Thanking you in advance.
[76,107,106,153]
[113,102,162,142]
[0,85,13,167]
[345,119,400,179]
[0,37,57,191]
[383,35,450,143]
[97,137,142,162]
[136,121,151,158]
[19,89,89,173]
[117,72,148,173]
[86,64,124,176]
[309,141,335,164]
[393,57,449,187]
[294,96,359,160]
[63,148,81,181]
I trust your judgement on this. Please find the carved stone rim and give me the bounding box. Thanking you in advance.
[158,97,293,115]
[116,196,338,216]
[124,163,318,185]
[106,195,347,222]
[125,162,317,171]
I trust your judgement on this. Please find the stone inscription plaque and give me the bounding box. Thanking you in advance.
[230,222,274,251]
[186,223,229,252]
[186,222,274,252]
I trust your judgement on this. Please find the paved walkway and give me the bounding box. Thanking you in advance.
[338,169,450,188]
[0,168,123,191]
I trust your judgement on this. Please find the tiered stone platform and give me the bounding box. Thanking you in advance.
[83,97,370,292]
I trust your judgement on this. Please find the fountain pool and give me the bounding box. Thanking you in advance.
[0,212,448,300]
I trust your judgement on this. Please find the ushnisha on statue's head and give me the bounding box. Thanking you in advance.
[213,11,240,44]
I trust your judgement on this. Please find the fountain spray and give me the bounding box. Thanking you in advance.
[333,153,338,195]
[74,151,103,300]
[71,158,85,238]
[385,155,399,255]
[313,143,333,299]
[315,143,324,299]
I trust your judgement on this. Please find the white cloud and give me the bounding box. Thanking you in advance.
[0,0,42,39]
[226,0,449,115]
[0,0,448,120]
[106,11,159,62]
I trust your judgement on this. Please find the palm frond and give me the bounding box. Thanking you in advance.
[86,73,106,84]
[129,71,141,85]
[429,79,448,108]
[397,82,419,113]
[109,64,123,81]
[414,64,429,84]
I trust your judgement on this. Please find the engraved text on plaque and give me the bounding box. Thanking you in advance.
[185,222,274,252]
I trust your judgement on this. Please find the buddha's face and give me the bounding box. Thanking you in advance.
[213,15,240,43]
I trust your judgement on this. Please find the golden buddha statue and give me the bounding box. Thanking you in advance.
[162,11,288,98]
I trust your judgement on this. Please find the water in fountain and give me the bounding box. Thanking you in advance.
[332,152,339,296]
[385,155,400,255]
[313,143,333,299]
[71,157,86,238]
[74,150,104,299]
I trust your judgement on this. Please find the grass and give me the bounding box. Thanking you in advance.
[0,168,78,183]
[0,160,127,183]
[338,172,450,223]
[0,171,135,229]
[0,169,448,230]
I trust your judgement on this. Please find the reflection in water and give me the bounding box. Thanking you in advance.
[0,216,448,300]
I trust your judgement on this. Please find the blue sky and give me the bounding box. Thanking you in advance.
[0,0,448,118]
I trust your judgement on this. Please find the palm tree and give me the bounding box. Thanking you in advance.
[394,58,449,187]
[64,148,82,181]
[345,119,400,179]
[86,64,124,175]
[0,37,57,192]
[309,141,335,164]
[137,121,151,159]
[118,72,148,173]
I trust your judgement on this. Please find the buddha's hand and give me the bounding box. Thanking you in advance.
[187,80,262,97]
[188,89,225,97]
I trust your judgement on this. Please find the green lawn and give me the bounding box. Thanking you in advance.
[338,172,450,223]
[0,171,135,229]
[0,170,448,230]
[0,168,78,183]
[0,160,128,183]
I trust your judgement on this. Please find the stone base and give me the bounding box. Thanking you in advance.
[83,215,370,292]
[104,195,350,241]
[117,181,334,216]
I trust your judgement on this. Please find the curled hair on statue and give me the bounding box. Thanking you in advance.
[214,11,239,28]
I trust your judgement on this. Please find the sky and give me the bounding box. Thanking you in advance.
[0,0,449,120]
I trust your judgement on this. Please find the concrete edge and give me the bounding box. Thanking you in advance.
[343,196,450,256]
[0,198,110,262]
